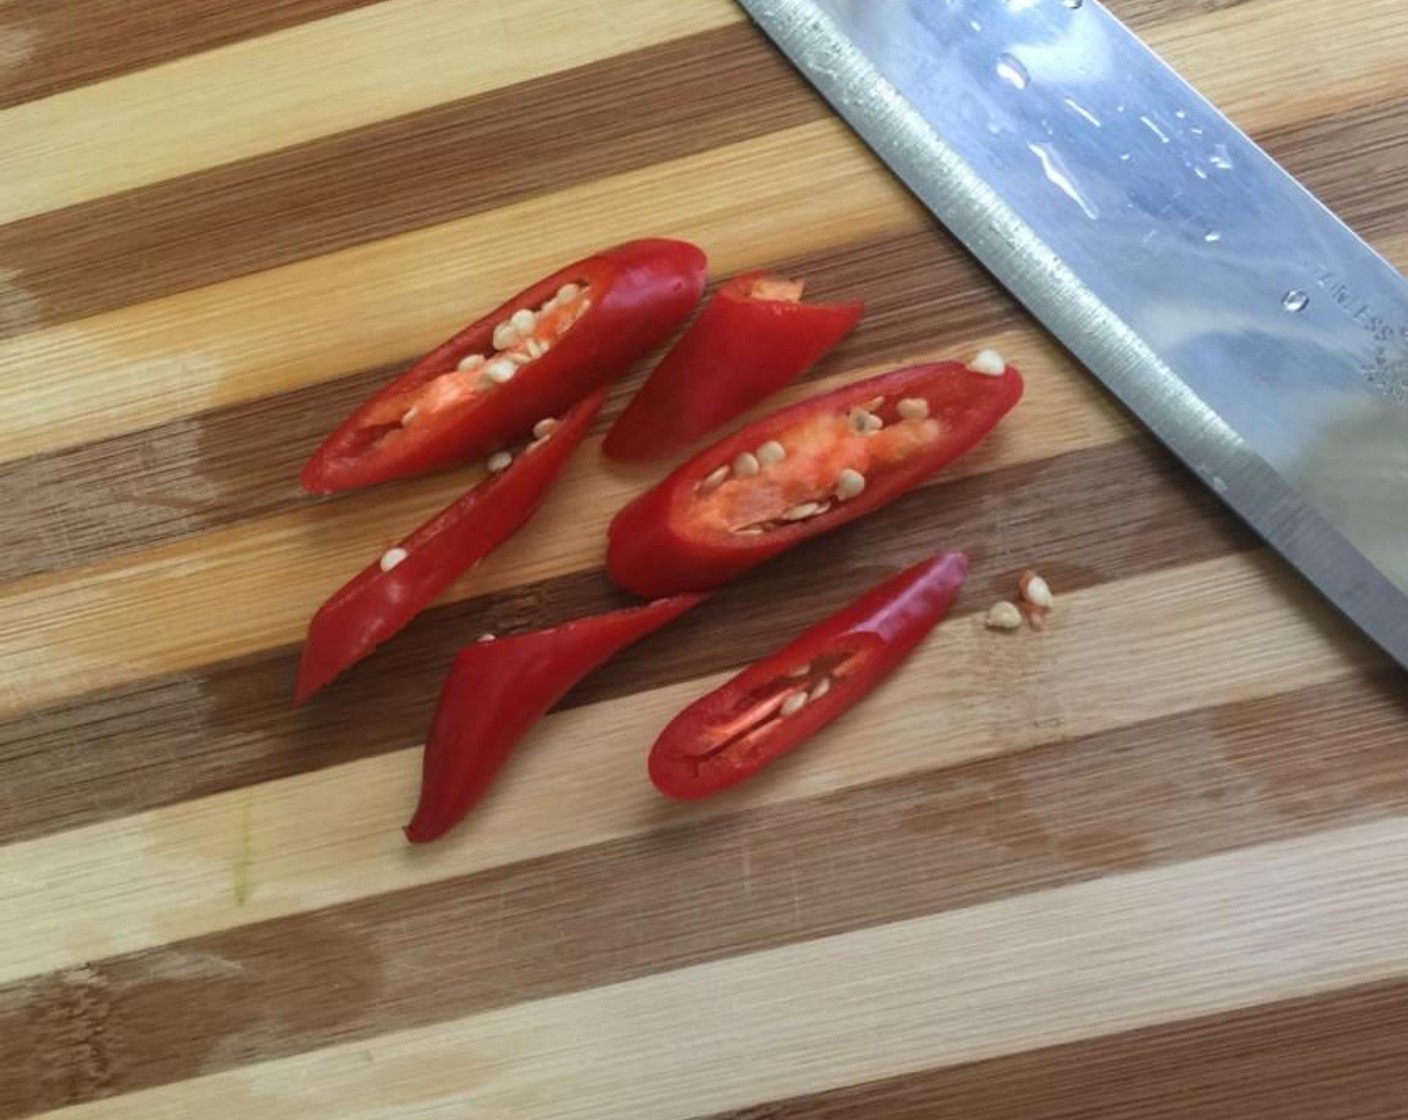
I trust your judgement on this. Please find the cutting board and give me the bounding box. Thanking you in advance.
[2,0,1407,1116]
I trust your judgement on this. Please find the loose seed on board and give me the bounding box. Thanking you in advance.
[492,322,519,351]
[897,397,930,421]
[532,418,559,440]
[379,547,409,572]
[809,677,832,701]
[733,451,761,478]
[487,451,513,473]
[457,353,486,372]
[484,358,517,384]
[510,308,537,336]
[780,691,808,717]
[1019,569,1055,610]
[756,440,786,466]
[782,501,825,521]
[985,601,1023,631]
[835,468,866,501]
[699,465,731,493]
[968,348,1007,376]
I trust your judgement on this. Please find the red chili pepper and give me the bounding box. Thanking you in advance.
[406,593,705,843]
[295,390,605,703]
[607,360,1022,597]
[649,552,967,800]
[302,238,707,493]
[602,272,862,460]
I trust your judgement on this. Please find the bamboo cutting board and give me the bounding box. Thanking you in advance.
[2,0,1408,1116]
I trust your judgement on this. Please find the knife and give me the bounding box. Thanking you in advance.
[736,0,1408,668]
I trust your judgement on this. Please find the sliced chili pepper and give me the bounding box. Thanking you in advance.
[602,272,862,460]
[649,552,966,800]
[295,390,605,703]
[302,238,707,492]
[406,593,705,843]
[607,360,1022,597]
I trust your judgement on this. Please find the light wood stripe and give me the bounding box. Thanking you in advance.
[702,981,1408,1119]
[0,118,920,462]
[0,551,1377,988]
[29,818,1408,1119]
[1,432,1247,844]
[0,331,1124,715]
[0,0,738,226]
[4,669,1401,1114]
[0,0,383,112]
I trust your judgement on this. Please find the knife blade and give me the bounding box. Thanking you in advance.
[737,0,1408,668]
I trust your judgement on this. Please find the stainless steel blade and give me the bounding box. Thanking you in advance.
[737,0,1408,667]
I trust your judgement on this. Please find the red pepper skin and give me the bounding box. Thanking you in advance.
[602,272,862,460]
[301,239,707,493]
[649,552,966,800]
[406,593,706,843]
[295,390,605,704]
[607,362,1022,597]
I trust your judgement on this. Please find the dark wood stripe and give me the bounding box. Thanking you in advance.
[0,435,1262,846]
[0,24,819,340]
[709,979,1408,1120]
[7,89,1407,586]
[4,3,1395,345]
[0,225,1013,584]
[0,0,384,112]
[3,668,1403,1117]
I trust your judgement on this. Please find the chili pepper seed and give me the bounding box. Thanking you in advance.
[533,418,559,440]
[756,440,787,466]
[985,600,1023,630]
[780,691,808,717]
[492,322,519,350]
[457,353,485,372]
[379,547,409,572]
[782,501,826,521]
[1019,569,1055,610]
[487,451,513,473]
[484,358,517,385]
[699,465,731,493]
[835,468,866,501]
[897,397,930,421]
[968,348,1007,376]
[733,451,761,478]
[510,308,538,336]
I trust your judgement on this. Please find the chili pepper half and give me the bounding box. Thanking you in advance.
[302,238,707,492]
[649,552,967,800]
[607,359,1022,597]
[295,390,605,703]
[406,592,706,843]
[602,272,862,460]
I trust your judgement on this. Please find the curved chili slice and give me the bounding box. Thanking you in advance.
[650,552,967,799]
[302,238,707,492]
[406,592,705,843]
[295,390,605,703]
[602,272,862,461]
[607,359,1022,597]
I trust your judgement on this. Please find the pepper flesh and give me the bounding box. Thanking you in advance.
[649,552,968,799]
[302,238,706,492]
[603,271,862,460]
[295,390,605,703]
[406,592,705,843]
[607,361,1022,597]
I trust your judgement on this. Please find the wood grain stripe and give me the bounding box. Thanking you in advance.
[0,552,1378,988]
[0,329,1123,716]
[0,225,1023,584]
[0,0,383,112]
[4,668,1403,1115]
[19,818,1408,1119]
[705,980,1408,1120]
[0,25,818,337]
[0,432,1240,845]
[0,0,740,226]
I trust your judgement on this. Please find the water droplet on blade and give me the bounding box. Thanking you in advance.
[996,54,1030,90]
[1282,290,1310,313]
[1204,231,1222,243]
[1062,0,1084,8]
